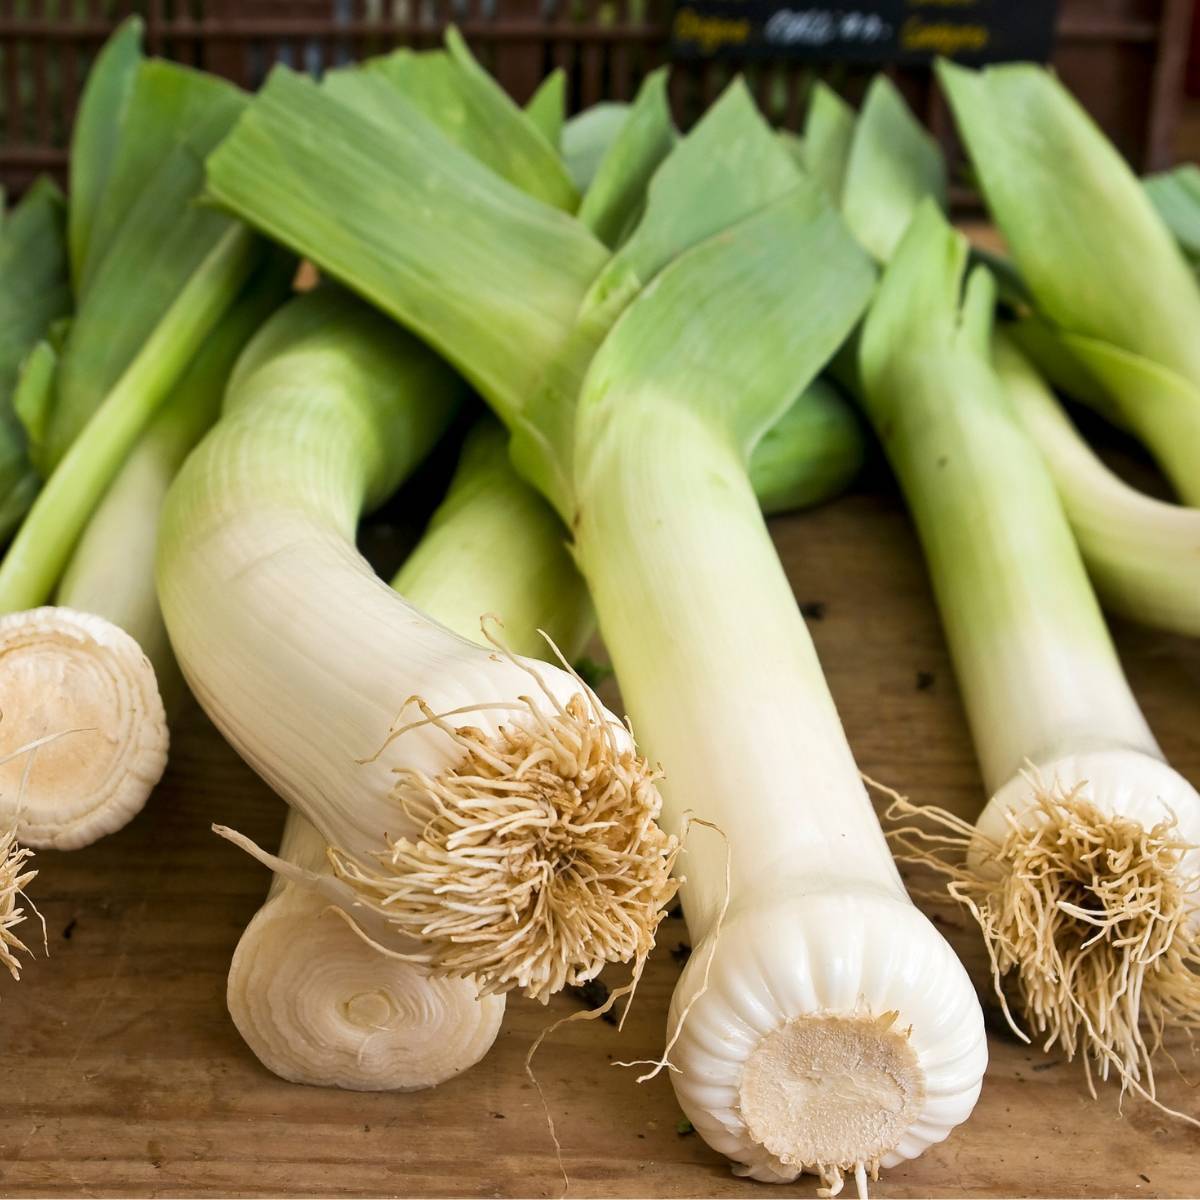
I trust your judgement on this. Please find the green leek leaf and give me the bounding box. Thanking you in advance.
[66,15,142,291]
[524,69,566,148]
[842,75,946,263]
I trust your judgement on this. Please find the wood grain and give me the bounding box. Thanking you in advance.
[1,479,1198,1199]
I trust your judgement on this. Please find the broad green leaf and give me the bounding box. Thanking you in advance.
[802,81,855,204]
[576,70,674,248]
[524,69,566,148]
[842,75,946,262]
[206,65,608,423]
[53,138,241,467]
[67,16,142,290]
[510,80,813,514]
[328,39,577,211]
[938,60,1200,388]
[562,103,631,190]
[83,59,246,292]
[0,176,71,533]
[0,177,70,402]
[12,340,59,477]
[577,186,875,464]
[1144,164,1200,266]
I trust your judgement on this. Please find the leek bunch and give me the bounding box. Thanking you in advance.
[195,31,987,1189]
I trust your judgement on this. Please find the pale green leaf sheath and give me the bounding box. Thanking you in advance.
[567,191,984,1191]
[859,203,1200,1113]
[939,61,1200,505]
[159,288,678,1004]
[995,334,1200,639]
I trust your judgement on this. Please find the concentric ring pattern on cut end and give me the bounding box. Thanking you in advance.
[229,891,506,1091]
[668,890,987,1185]
[0,606,168,849]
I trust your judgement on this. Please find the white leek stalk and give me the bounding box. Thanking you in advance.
[205,56,986,1188]
[567,196,984,1192]
[995,334,1200,639]
[0,259,289,852]
[859,202,1200,1111]
[159,287,677,1004]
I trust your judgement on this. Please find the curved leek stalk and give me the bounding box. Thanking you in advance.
[0,259,290,852]
[159,287,676,1004]
[995,334,1200,638]
[859,202,1200,1111]
[937,61,1200,505]
[226,375,864,1091]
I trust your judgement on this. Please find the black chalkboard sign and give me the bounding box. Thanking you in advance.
[670,0,1059,63]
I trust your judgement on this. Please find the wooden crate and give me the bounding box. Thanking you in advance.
[0,0,1192,195]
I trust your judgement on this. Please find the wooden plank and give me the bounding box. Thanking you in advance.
[0,462,1196,1197]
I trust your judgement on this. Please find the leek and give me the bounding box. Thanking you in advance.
[227,420,573,1090]
[816,74,1200,645]
[859,201,1200,1112]
[938,61,1200,506]
[205,49,986,1188]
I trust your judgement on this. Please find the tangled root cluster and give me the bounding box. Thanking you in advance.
[333,685,679,1003]
[0,826,36,982]
[886,773,1200,1115]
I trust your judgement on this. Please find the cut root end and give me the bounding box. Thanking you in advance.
[883,772,1200,1119]
[331,674,679,1003]
[737,1008,923,1195]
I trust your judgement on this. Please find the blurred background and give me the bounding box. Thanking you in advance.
[0,0,1197,196]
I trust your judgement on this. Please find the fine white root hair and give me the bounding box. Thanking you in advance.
[0,743,53,983]
[0,823,36,982]
[331,626,680,1002]
[880,770,1200,1120]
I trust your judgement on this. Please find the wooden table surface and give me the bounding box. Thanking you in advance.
[2,470,1199,1199]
